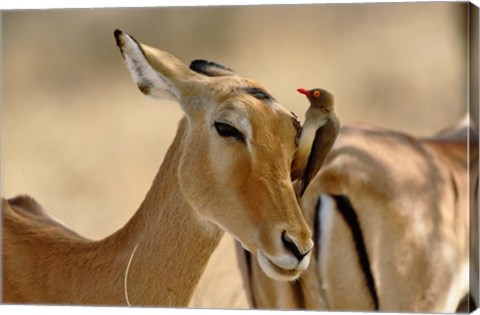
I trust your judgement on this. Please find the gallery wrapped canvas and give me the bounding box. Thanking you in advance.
[1,1,479,313]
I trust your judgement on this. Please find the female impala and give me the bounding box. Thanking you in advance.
[2,30,317,306]
[237,111,477,312]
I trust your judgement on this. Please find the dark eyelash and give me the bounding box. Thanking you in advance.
[214,122,245,142]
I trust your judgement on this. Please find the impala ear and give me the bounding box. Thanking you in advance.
[189,59,236,77]
[114,29,202,104]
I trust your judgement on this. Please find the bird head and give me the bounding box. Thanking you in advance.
[297,88,334,112]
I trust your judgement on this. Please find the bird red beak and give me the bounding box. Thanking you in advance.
[297,88,311,97]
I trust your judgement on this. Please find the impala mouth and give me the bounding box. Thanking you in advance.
[257,250,310,281]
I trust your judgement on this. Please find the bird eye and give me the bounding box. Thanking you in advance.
[313,90,321,97]
[214,122,245,142]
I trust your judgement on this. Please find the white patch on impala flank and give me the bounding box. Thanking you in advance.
[442,250,470,311]
[317,194,335,285]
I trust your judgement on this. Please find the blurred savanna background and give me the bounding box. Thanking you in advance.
[1,2,471,308]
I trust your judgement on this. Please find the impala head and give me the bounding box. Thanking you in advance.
[115,30,314,280]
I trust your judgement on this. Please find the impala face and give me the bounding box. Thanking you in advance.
[115,30,313,280]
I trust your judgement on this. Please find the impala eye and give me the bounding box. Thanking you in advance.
[214,122,245,142]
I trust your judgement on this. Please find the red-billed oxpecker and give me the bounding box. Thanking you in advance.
[291,88,340,197]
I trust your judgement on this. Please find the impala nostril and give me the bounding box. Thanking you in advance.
[281,231,310,261]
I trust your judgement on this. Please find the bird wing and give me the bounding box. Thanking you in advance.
[299,114,340,196]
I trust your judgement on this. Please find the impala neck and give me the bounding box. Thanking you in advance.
[102,117,223,306]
